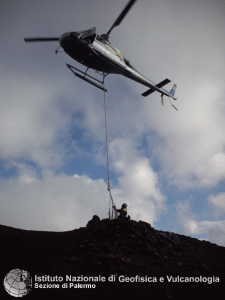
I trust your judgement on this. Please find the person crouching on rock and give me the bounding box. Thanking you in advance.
[116,203,128,218]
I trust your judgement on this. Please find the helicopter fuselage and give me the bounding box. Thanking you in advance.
[59,32,127,74]
[59,31,176,100]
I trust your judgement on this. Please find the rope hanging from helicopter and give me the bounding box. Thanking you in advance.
[103,83,117,219]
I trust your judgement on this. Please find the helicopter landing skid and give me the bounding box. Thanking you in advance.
[66,64,107,92]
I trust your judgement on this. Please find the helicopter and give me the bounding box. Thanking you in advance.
[24,0,177,110]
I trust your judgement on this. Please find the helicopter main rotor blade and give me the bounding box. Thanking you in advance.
[107,0,137,37]
[24,37,59,42]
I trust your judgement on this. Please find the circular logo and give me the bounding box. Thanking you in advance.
[3,269,31,297]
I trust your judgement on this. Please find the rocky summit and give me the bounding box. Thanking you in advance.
[1,216,225,299]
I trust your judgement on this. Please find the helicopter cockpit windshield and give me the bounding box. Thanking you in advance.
[80,27,96,44]
[83,34,96,44]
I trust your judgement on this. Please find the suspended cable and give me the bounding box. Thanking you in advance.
[103,83,118,219]
[103,86,110,187]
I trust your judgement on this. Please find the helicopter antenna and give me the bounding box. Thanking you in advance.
[101,0,137,41]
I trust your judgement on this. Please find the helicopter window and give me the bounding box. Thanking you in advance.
[83,33,96,44]
[96,35,106,44]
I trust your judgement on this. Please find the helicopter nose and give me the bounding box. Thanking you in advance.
[59,32,80,48]
[59,33,70,48]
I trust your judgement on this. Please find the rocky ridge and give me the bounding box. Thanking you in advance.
[1,216,225,299]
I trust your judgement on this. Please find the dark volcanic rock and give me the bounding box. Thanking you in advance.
[1,217,225,299]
